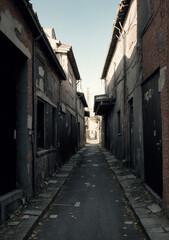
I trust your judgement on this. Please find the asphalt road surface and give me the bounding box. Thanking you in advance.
[29,144,148,240]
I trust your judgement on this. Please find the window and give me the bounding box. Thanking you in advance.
[37,100,45,149]
[117,110,121,135]
[37,98,57,151]
[37,99,56,151]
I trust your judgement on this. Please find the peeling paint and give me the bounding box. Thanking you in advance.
[39,78,44,92]
[39,66,45,77]
[158,66,166,92]
[27,115,32,130]
[144,89,153,101]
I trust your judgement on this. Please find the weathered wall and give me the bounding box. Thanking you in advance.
[34,45,61,190]
[124,0,142,175]
[77,97,85,147]
[0,0,33,199]
[59,54,77,110]
[105,8,124,159]
[58,110,77,165]
[105,0,141,164]
[56,51,79,160]
[142,0,169,212]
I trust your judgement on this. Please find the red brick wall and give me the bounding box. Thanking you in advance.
[142,0,169,213]
[142,0,167,80]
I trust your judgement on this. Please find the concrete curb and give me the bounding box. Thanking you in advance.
[100,147,169,240]
[0,150,83,240]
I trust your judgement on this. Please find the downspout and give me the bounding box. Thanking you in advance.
[57,79,62,167]
[32,33,42,194]
[76,80,82,150]
[123,29,127,160]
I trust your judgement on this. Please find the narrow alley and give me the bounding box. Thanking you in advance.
[1,1,169,239]
[28,144,147,240]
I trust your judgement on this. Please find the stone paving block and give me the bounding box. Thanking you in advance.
[15,217,38,239]
[148,231,169,240]
[140,217,169,229]
[117,176,127,181]
[119,180,133,189]
[126,174,136,179]
[38,193,52,198]
[148,203,162,213]
[7,221,20,226]
[47,187,59,192]
[61,166,73,171]
[131,202,147,208]
[24,210,42,216]
[134,207,151,218]
[48,180,58,184]
[35,202,48,210]
[149,228,164,233]
[56,173,69,178]
[22,215,30,219]
[124,192,132,198]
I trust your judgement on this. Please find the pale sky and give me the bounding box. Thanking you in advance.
[30,0,120,108]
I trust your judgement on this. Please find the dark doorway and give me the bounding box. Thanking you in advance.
[0,32,27,196]
[142,70,163,197]
[129,98,134,170]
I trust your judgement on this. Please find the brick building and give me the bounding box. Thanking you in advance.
[0,0,66,223]
[44,28,88,164]
[77,92,88,147]
[0,0,36,214]
[141,0,169,214]
[94,0,169,216]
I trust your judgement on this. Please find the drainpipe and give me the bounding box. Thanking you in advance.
[123,30,127,160]
[32,33,42,194]
[76,80,82,150]
[57,79,62,166]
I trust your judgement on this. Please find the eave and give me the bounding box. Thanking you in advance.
[101,0,131,79]
[56,45,81,80]
[77,92,88,108]
[94,94,115,115]
[15,0,66,80]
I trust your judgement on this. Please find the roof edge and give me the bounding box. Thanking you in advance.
[101,0,131,79]
[15,0,66,80]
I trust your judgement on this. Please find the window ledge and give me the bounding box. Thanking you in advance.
[36,148,57,157]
